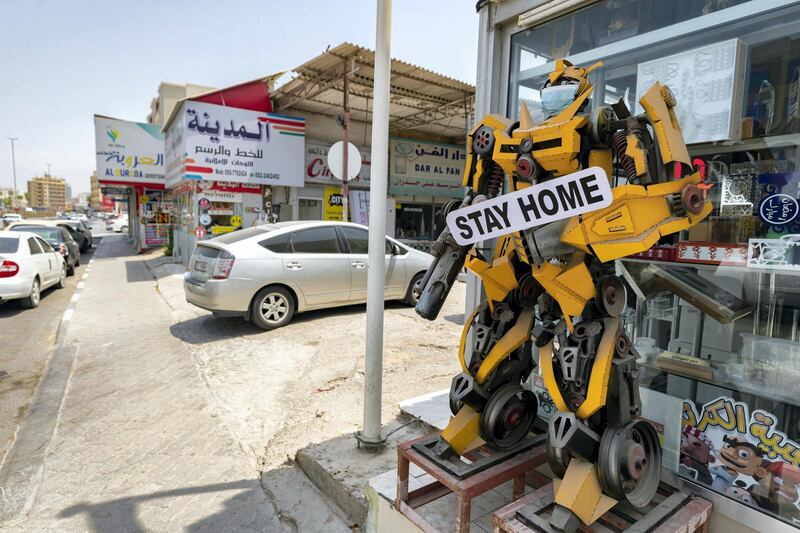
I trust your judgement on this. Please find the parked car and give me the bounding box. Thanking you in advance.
[8,219,91,254]
[0,230,66,308]
[58,219,93,252]
[183,221,434,330]
[107,215,129,233]
[8,224,80,275]
[2,213,22,224]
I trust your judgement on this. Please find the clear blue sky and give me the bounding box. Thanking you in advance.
[0,0,479,195]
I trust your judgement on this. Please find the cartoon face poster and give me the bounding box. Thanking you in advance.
[681,396,800,525]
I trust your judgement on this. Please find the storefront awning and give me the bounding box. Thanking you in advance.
[271,43,475,143]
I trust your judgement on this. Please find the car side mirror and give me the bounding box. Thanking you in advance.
[392,244,402,255]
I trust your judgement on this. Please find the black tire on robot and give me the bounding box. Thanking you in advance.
[598,420,661,508]
[479,383,538,450]
[545,432,571,478]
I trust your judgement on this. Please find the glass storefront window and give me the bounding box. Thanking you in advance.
[508,1,800,526]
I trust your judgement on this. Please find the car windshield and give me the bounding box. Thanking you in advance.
[0,237,19,253]
[12,226,63,243]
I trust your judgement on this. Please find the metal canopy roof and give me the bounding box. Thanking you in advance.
[272,43,475,143]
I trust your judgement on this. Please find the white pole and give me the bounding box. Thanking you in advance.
[359,0,392,446]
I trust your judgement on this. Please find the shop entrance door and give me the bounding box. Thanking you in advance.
[299,198,323,220]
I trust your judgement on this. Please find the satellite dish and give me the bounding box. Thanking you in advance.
[327,141,362,180]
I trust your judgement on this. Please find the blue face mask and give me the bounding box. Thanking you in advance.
[541,84,579,118]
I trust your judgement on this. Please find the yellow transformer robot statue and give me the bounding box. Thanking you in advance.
[414,60,711,530]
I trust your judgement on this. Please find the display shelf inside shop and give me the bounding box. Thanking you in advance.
[623,257,800,277]
[638,356,800,410]
[687,132,800,156]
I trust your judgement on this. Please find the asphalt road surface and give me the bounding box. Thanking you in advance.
[0,224,102,461]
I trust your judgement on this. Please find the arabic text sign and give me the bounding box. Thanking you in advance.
[635,39,743,144]
[168,101,305,187]
[389,138,466,198]
[446,167,612,246]
[95,116,165,185]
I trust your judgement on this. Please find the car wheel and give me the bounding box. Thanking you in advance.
[404,272,425,306]
[55,264,67,289]
[251,286,295,330]
[67,260,75,276]
[121,225,128,233]
[20,278,41,309]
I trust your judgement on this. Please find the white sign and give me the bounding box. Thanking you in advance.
[94,115,165,185]
[328,141,362,180]
[446,167,612,246]
[349,190,370,225]
[305,141,371,185]
[389,138,466,198]
[165,101,305,188]
[635,39,744,144]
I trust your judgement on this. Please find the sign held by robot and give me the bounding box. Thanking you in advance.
[446,166,613,245]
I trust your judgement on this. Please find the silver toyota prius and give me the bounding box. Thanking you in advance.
[183,221,434,330]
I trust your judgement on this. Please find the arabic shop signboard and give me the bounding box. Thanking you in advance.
[388,138,465,198]
[165,101,305,188]
[306,140,371,186]
[323,186,343,221]
[681,396,800,525]
[94,115,165,185]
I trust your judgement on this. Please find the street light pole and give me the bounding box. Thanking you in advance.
[7,137,18,208]
[357,0,392,448]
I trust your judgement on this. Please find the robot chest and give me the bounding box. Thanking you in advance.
[529,116,586,177]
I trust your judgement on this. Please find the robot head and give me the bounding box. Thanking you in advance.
[540,59,603,118]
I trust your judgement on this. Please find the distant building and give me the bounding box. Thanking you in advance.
[0,188,26,209]
[90,171,102,209]
[27,175,67,210]
[146,82,216,125]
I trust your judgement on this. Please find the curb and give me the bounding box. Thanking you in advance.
[0,241,100,524]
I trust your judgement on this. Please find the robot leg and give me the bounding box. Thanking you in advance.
[434,303,539,458]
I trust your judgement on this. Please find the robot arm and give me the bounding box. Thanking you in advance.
[415,116,513,320]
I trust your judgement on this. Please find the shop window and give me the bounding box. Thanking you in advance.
[290,227,340,254]
[507,4,800,526]
[396,204,434,240]
[259,232,292,254]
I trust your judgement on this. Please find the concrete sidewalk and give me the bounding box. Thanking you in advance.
[0,236,348,532]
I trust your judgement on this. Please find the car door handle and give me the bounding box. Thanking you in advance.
[351,261,366,269]
[286,261,302,270]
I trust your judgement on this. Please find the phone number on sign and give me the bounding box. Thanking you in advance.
[250,172,281,181]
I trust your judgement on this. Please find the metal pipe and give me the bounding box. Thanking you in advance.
[753,271,763,335]
[7,137,18,207]
[766,273,777,338]
[792,309,799,342]
[671,294,681,341]
[359,0,392,447]
[692,307,705,359]
[342,58,350,222]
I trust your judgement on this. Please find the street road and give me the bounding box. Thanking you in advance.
[0,221,103,460]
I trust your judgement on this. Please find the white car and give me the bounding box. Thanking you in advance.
[110,216,129,233]
[184,221,434,330]
[0,230,66,308]
[2,214,22,224]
